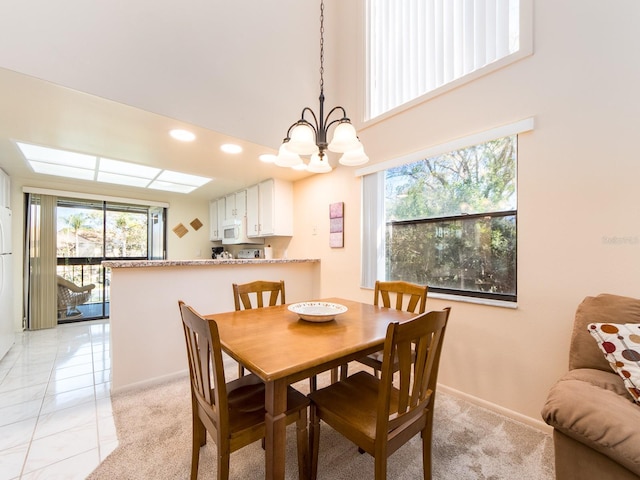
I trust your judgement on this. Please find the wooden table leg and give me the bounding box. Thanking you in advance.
[265,379,288,480]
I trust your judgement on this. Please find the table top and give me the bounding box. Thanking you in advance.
[205,297,416,383]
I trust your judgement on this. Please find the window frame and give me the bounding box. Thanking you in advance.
[358,118,534,306]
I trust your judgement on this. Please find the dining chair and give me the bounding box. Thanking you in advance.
[309,307,451,480]
[232,280,286,377]
[232,279,285,310]
[340,280,428,380]
[178,300,310,480]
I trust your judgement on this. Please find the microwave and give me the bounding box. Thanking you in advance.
[221,217,264,245]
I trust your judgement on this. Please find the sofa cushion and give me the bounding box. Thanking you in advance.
[542,368,640,476]
[588,322,640,403]
[570,294,640,372]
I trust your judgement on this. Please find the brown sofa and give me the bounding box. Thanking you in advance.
[541,294,640,479]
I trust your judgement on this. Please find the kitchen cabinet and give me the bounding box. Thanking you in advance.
[247,178,293,237]
[224,190,246,222]
[209,199,222,241]
[0,168,9,208]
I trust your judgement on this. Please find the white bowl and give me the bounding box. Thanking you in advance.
[288,302,348,322]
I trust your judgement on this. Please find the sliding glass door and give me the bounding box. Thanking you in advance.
[26,194,166,327]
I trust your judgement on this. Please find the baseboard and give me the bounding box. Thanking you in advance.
[437,383,553,434]
[111,369,189,396]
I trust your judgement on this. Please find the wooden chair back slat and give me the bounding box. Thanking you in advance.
[373,280,428,314]
[232,280,286,311]
[379,308,450,434]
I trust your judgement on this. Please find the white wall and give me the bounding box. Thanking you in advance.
[288,0,640,424]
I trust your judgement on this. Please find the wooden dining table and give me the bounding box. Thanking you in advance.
[205,297,417,480]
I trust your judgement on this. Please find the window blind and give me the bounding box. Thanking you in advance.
[367,0,520,120]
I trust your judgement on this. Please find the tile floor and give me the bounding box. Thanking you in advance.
[0,320,115,480]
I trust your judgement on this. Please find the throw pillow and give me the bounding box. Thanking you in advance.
[588,323,640,404]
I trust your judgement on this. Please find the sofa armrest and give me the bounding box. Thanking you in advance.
[542,369,640,476]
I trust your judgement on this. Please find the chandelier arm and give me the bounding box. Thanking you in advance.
[299,107,320,133]
[324,116,351,133]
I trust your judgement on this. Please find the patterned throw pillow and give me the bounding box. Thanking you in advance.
[588,323,640,404]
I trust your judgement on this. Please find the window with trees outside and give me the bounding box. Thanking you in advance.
[360,120,533,303]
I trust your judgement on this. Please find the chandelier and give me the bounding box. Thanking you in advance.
[274,0,369,173]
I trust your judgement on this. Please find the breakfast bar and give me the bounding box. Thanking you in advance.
[104,258,320,392]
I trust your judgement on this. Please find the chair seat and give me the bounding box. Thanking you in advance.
[223,374,310,436]
[309,371,399,441]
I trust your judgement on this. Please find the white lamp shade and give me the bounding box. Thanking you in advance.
[286,124,318,155]
[307,153,333,173]
[328,122,361,153]
[339,146,369,166]
[274,143,303,167]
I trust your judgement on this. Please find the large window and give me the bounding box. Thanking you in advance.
[361,120,533,303]
[367,0,527,120]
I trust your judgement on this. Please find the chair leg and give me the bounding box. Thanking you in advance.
[217,450,230,480]
[309,375,317,392]
[191,416,205,479]
[309,405,321,480]
[374,454,388,480]
[330,367,339,384]
[421,424,433,480]
[296,409,310,480]
[238,364,245,378]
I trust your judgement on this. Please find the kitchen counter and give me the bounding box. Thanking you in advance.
[102,258,319,268]
[107,256,321,392]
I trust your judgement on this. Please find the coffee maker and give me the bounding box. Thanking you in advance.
[211,246,225,259]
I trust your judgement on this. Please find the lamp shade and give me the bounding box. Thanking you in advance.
[339,146,369,166]
[307,153,333,173]
[286,123,318,155]
[274,143,303,167]
[328,122,361,153]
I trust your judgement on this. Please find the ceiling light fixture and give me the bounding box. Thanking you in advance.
[169,129,196,142]
[259,154,276,163]
[221,143,242,154]
[274,0,369,174]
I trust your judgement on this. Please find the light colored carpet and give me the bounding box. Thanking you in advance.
[88,364,554,479]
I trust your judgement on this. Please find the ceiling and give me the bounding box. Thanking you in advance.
[0,1,344,200]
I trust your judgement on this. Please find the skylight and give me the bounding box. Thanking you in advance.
[16,142,212,194]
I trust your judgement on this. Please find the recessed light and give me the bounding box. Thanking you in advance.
[169,129,196,142]
[221,143,242,154]
[259,154,276,163]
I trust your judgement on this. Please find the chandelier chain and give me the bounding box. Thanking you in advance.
[319,0,324,92]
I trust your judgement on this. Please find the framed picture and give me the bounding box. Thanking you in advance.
[329,202,344,248]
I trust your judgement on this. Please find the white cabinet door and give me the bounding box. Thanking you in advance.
[0,168,9,209]
[235,190,247,219]
[217,199,226,233]
[225,193,235,220]
[246,179,293,237]
[209,200,221,240]
[224,191,247,221]
[246,184,260,237]
[258,179,275,236]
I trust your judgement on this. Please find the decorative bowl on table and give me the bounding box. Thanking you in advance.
[288,302,348,322]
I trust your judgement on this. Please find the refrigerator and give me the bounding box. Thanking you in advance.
[0,204,13,360]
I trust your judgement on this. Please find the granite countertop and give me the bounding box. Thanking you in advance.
[102,258,320,268]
